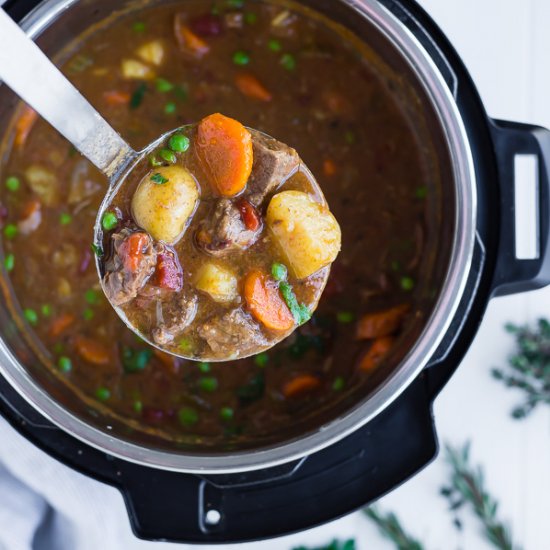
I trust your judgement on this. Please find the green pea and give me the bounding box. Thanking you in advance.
[198,361,211,373]
[95,387,111,401]
[233,50,250,66]
[178,406,198,426]
[133,400,143,414]
[280,53,296,70]
[336,312,354,324]
[41,304,52,317]
[179,338,193,354]
[85,289,99,305]
[332,377,345,391]
[169,134,190,153]
[400,276,415,291]
[24,308,38,325]
[4,253,14,272]
[254,352,269,368]
[132,21,146,32]
[271,262,288,282]
[5,176,20,192]
[159,148,177,164]
[59,213,72,225]
[101,211,118,231]
[268,39,282,52]
[155,78,174,92]
[164,102,177,114]
[83,308,94,321]
[58,356,72,373]
[199,377,218,392]
[220,407,234,421]
[4,224,17,239]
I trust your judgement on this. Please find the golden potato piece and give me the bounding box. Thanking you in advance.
[195,263,238,303]
[266,191,341,279]
[131,166,199,244]
[136,40,165,66]
[121,59,155,80]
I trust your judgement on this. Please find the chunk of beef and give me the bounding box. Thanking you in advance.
[247,132,300,206]
[198,308,268,357]
[195,199,260,257]
[152,294,198,346]
[103,229,158,306]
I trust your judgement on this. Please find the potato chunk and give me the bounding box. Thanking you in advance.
[136,40,165,66]
[131,166,199,244]
[121,59,155,80]
[266,191,341,279]
[195,263,238,303]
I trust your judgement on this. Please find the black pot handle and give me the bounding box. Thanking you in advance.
[490,120,550,296]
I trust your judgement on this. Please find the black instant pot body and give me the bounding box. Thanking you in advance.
[1,0,549,543]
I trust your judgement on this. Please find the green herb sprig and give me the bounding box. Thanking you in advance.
[363,507,424,550]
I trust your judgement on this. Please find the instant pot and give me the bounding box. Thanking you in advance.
[1,0,549,543]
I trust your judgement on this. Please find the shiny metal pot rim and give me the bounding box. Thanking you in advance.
[0,0,477,473]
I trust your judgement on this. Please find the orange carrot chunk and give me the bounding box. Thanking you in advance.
[235,73,272,102]
[196,113,253,197]
[49,313,75,338]
[244,270,295,331]
[356,304,410,340]
[14,105,38,149]
[174,15,210,58]
[323,159,337,177]
[103,90,131,105]
[358,336,395,372]
[283,374,321,398]
[74,336,111,365]
[238,198,261,231]
[119,232,150,273]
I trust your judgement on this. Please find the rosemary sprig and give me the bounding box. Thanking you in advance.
[492,319,550,418]
[441,443,520,550]
[292,540,355,550]
[363,507,425,550]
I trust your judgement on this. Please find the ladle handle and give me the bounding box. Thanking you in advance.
[0,9,135,177]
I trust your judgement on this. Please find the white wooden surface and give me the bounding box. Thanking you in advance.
[1,1,549,549]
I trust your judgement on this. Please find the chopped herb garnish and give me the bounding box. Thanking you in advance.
[91,243,103,257]
[254,352,269,367]
[232,50,250,65]
[178,406,199,426]
[24,308,38,326]
[122,347,153,373]
[40,304,52,317]
[133,400,143,414]
[4,253,14,272]
[280,53,296,70]
[58,356,72,373]
[159,148,177,163]
[95,387,111,401]
[245,12,257,24]
[130,83,147,109]
[155,77,174,92]
[149,155,163,167]
[237,372,265,404]
[271,262,288,282]
[198,361,211,373]
[83,308,94,321]
[220,407,234,421]
[4,224,18,239]
[400,276,415,291]
[164,101,177,114]
[132,21,146,33]
[415,186,428,199]
[199,377,218,392]
[332,376,345,391]
[268,39,282,52]
[179,337,193,354]
[336,311,355,324]
[279,281,311,325]
[59,213,72,225]
[150,173,169,185]
[84,289,100,305]
[101,211,118,231]
[5,176,20,192]
[169,134,190,153]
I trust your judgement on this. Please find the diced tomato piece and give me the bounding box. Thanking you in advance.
[238,199,261,231]
[119,232,149,273]
[152,249,183,291]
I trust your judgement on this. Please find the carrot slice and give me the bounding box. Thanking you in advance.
[49,313,75,338]
[237,198,261,231]
[235,73,272,102]
[14,106,38,149]
[283,374,321,398]
[74,336,111,365]
[103,90,131,105]
[358,336,395,372]
[196,113,253,197]
[244,270,294,331]
[119,232,150,273]
[356,304,410,340]
[174,15,210,58]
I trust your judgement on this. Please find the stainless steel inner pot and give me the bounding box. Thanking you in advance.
[0,0,476,473]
